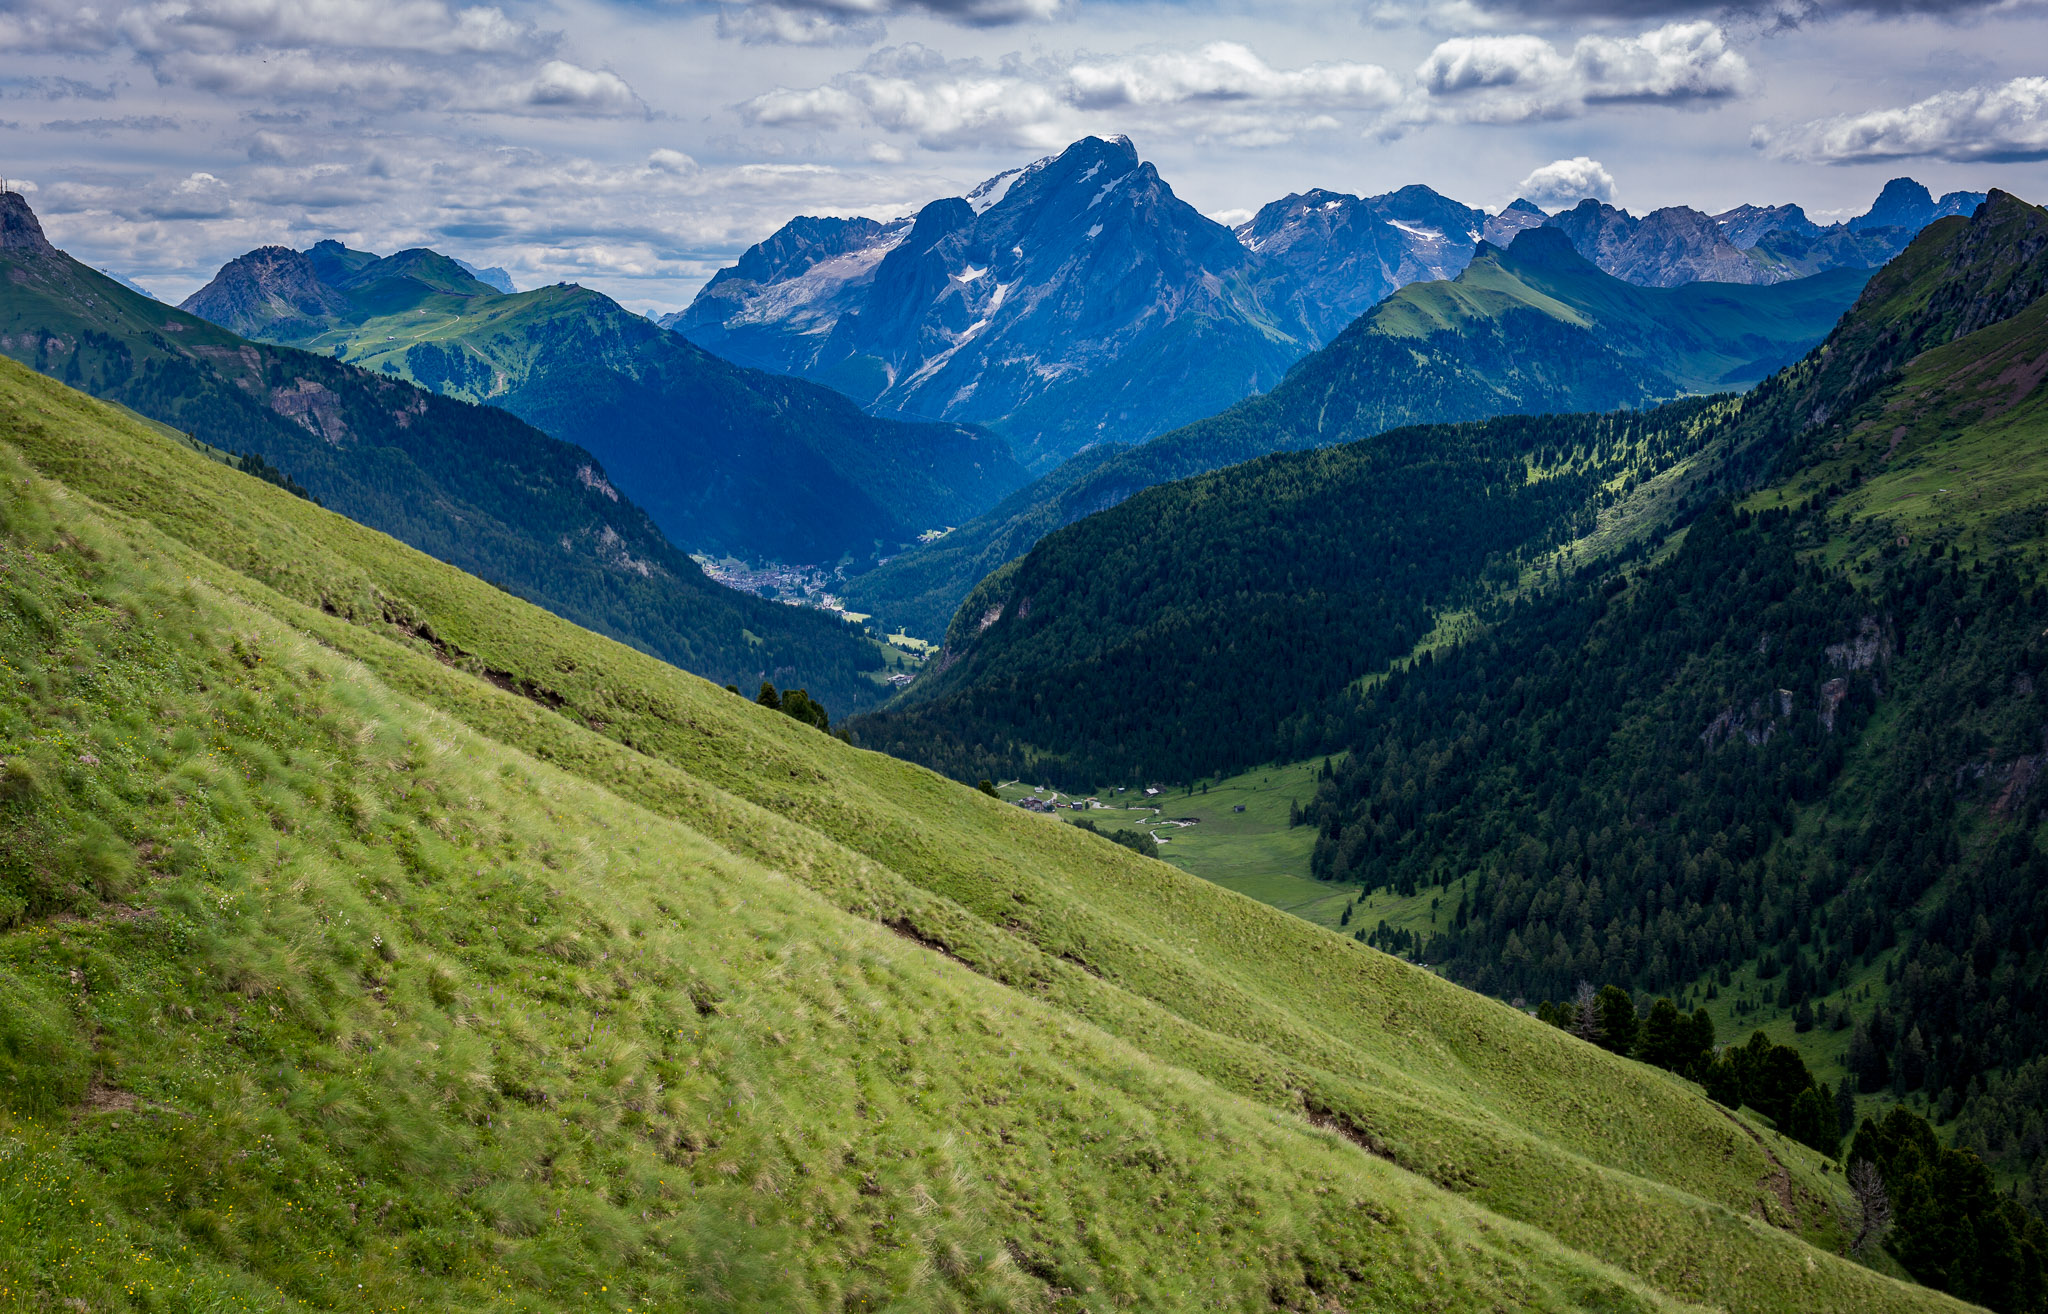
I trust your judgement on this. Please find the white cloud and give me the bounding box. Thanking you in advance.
[144,171,234,220]
[150,47,642,116]
[0,4,120,55]
[1515,155,1614,206]
[741,41,1400,150]
[519,60,643,115]
[1065,43,1403,110]
[1417,21,1752,122]
[717,6,885,45]
[117,0,547,58]
[1765,74,2048,162]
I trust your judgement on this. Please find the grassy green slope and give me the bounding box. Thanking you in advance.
[842,232,1865,640]
[0,359,1966,1312]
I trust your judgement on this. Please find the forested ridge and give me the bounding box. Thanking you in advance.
[855,191,2048,1310]
[848,401,1727,784]
[1291,193,2048,1307]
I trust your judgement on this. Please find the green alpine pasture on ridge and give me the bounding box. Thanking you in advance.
[0,356,1973,1311]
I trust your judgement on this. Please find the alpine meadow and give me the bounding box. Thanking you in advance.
[7,1,2048,1311]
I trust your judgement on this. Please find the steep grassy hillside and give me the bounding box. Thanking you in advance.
[182,241,1026,565]
[0,193,894,716]
[843,230,1867,639]
[0,357,1968,1312]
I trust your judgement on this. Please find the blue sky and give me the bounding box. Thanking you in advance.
[3,0,2044,313]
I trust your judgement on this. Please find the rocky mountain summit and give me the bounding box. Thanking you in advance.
[1545,200,1773,287]
[1527,178,1987,289]
[670,135,1316,470]
[676,140,1987,470]
[670,137,1513,470]
[1232,185,1487,343]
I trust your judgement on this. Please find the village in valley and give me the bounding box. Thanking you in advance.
[691,552,935,686]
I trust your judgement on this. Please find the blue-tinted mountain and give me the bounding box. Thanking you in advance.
[669,136,1316,472]
[1849,176,1986,233]
[182,240,1025,565]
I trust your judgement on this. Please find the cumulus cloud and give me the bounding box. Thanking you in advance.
[647,147,702,173]
[715,0,1064,46]
[0,3,122,54]
[1417,20,1752,121]
[116,0,547,59]
[1390,0,2044,20]
[519,61,643,115]
[1515,155,1615,206]
[0,0,641,119]
[742,41,1400,149]
[142,171,235,220]
[1065,43,1403,110]
[1764,74,2048,161]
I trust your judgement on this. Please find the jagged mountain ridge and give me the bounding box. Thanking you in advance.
[1232,184,1489,344]
[181,238,1026,565]
[668,137,1523,471]
[1547,177,1984,289]
[670,135,1321,472]
[0,190,896,712]
[678,141,1980,476]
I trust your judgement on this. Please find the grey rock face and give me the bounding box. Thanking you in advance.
[1543,200,1774,287]
[0,191,58,256]
[1712,203,1819,250]
[454,259,516,294]
[1481,198,1548,248]
[179,245,351,337]
[1236,186,1487,344]
[670,136,1314,471]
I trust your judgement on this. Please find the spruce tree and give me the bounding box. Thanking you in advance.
[1595,985,1638,1055]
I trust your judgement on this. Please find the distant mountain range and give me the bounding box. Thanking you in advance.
[839,226,1872,638]
[180,240,1024,566]
[1544,177,1987,288]
[669,135,1317,473]
[0,191,895,713]
[675,135,1980,471]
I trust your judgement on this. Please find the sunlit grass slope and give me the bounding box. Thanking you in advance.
[0,357,1970,1312]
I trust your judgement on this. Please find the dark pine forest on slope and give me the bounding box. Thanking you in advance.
[846,399,1729,785]
[1298,193,2048,1234]
[0,192,895,713]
